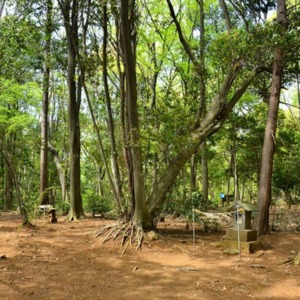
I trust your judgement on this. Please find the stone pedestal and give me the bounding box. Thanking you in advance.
[222,228,259,253]
[223,202,260,253]
[225,228,257,242]
[221,239,261,253]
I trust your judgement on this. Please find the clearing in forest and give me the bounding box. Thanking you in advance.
[0,213,299,300]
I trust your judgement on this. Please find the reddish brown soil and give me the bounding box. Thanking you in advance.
[0,212,299,300]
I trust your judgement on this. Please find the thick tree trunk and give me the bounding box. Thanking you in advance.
[120,0,152,228]
[68,68,83,219]
[40,0,52,205]
[112,6,133,218]
[255,0,287,236]
[60,0,83,220]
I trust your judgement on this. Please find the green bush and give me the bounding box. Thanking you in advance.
[83,192,112,216]
[58,201,70,215]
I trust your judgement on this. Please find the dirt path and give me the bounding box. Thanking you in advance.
[0,213,299,299]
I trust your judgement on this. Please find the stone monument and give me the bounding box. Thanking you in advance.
[222,201,260,253]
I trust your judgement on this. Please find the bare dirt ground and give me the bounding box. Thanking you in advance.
[0,212,299,300]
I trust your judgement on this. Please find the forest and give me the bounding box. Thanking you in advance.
[1,1,300,299]
[1,0,300,237]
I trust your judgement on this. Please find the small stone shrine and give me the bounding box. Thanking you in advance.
[222,201,260,253]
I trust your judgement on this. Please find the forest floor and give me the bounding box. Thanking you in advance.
[0,212,299,300]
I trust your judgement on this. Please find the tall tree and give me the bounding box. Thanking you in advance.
[120,0,152,228]
[102,2,123,210]
[59,0,83,220]
[112,3,134,217]
[40,0,53,205]
[255,0,288,236]
[198,0,209,202]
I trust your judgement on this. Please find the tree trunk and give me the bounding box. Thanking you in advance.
[48,144,69,203]
[297,69,300,120]
[149,42,160,202]
[200,141,209,200]
[120,0,152,228]
[255,0,287,236]
[4,136,14,210]
[0,0,6,17]
[232,147,240,201]
[120,71,134,217]
[97,166,105,197]
[0,141,28,223]
[60,0,83,220]
[219,0,232,33]
[226,150,233,205]
[5,164,13,210]
[113,5,132,218]
[102,2,123,207]
[149,42,160,110]
[190,155,197,198]
[198,0,209,202]
[0,154,4,208]
[40,0,52,205]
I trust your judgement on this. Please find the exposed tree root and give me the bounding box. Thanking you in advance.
[94,222,145,253]
[66,213,86,222]
[21,221,35,229]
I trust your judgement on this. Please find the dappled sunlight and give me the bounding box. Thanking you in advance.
[1,214,299,299]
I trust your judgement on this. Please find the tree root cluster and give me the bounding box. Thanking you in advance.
[94,222,144,254]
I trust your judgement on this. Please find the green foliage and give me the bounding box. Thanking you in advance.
[193,191,218,211]
[58,202,70,215]
[168,191,217,223]
[273,113,300,206]
[0,15,43,80]
[21,191,41,222]
[0,79,41,135]
[0,0,299,222]
[83,191,112,216]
